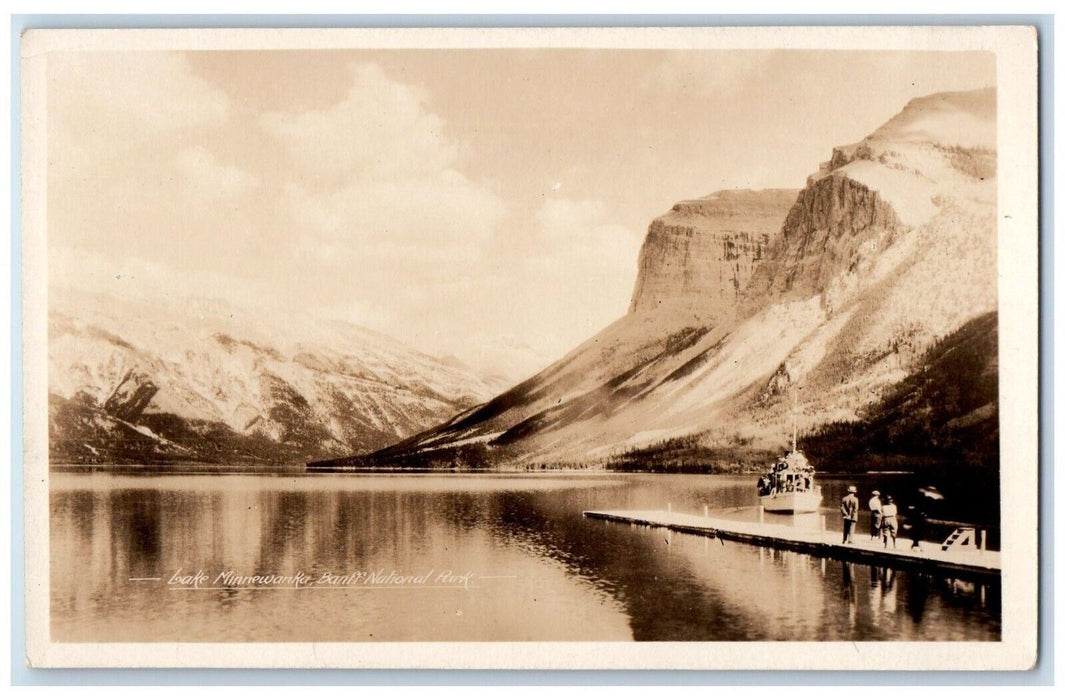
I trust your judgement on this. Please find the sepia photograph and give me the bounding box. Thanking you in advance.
[19,25,1039,670]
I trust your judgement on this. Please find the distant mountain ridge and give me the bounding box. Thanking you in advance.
[49,290,507,464]
[326,88,999,471]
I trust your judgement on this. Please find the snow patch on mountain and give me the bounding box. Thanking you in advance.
[355,88,999,468]
[49,289,508,463]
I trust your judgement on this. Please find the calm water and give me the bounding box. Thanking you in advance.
[50,471,1000,642]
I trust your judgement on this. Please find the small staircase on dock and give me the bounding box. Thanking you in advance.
[942,527,977,552]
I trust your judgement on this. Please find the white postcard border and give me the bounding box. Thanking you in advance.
[20,24,1040,670]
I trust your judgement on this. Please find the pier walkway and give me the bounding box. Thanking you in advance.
[583,509,1000,580]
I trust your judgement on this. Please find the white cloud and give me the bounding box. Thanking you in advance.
[532,198,643,277]
[49,244,268,314]
[285,168,503,249]
[262,62,506,271]
[511,197,644,351]
[174,146,259,200]
[49,52,230,172]
[261,62,458,182]
[281,171,505,272]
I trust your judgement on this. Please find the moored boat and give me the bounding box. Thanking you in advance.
[755,423,822,514]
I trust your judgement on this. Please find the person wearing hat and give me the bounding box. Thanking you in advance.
[840,485,860,544]
[880,495,899,549]
[868,490,883,540]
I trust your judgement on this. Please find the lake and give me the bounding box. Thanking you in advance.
[50,471,1000,642]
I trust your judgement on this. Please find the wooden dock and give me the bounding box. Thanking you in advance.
[583,509,1000,580]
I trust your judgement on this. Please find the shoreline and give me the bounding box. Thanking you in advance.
[48,462,926,477]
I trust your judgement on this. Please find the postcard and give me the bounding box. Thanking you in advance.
[20,25,1039,669]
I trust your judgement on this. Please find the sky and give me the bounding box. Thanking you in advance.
[46,49,995,380]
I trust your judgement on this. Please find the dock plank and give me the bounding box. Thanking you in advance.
[583,509,1000,579]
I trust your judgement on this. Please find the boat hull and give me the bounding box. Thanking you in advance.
[760,489,823,514]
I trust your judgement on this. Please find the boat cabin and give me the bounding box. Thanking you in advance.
[757,450,815,497]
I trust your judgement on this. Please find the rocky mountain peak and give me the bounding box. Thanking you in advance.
[356,88,1000,468]
[746,88,996,316]
[48,290,510,464]
[102,369,158,422]
[869,87,996,150]
[628,189,798,326]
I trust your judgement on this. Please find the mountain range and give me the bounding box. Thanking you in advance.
[51,88,999,473]
[318,87,999,472]
[48,290,507,464]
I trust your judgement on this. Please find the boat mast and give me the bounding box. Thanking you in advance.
[789,383,798,453]
[792,414,797,454]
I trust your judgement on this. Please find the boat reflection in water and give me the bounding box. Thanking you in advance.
[50,471,1000,642]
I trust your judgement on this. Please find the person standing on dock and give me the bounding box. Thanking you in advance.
[868,490,883,541]
[906,504,927,551]
[881,496,899,548]
[841,486,860,544]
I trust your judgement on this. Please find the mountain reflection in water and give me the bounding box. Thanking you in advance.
[50,472,1000,642]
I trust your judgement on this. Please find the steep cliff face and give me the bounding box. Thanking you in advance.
[630,189,797,324]
[584,88,998,459]
[330,88,999,470]
[324,189,796,467]
[743,175,901,308]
